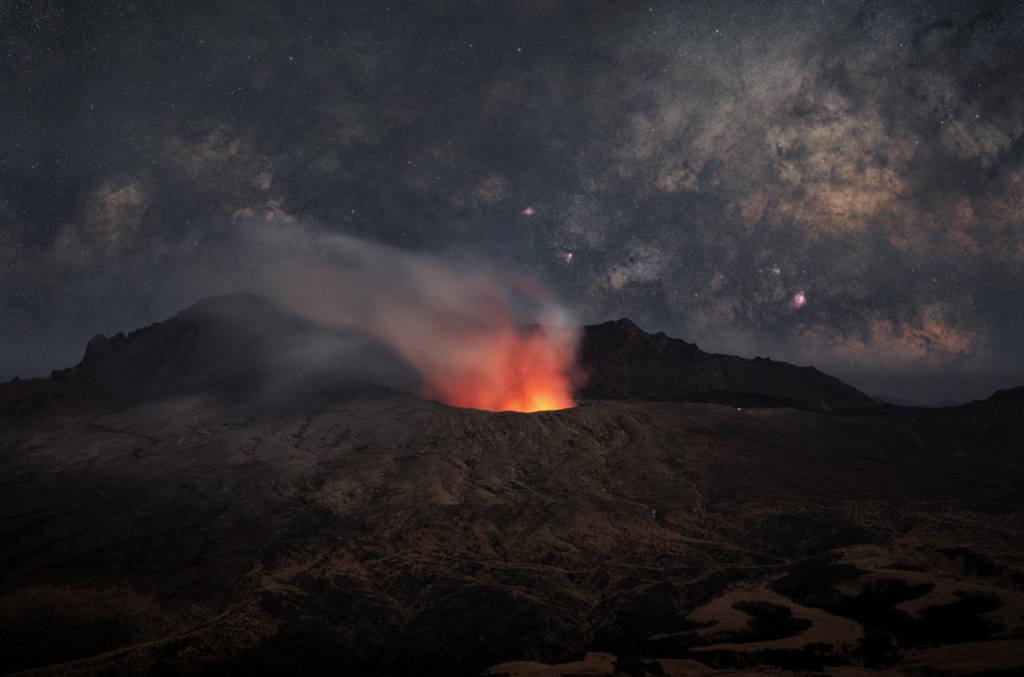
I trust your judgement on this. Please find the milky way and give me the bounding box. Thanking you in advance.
[2,0,1023,402]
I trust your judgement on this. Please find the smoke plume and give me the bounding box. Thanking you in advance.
[207,220,582,412]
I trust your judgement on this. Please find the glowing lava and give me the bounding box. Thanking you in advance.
[420,324,580,413]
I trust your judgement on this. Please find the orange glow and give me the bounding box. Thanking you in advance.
[420,324,580,412]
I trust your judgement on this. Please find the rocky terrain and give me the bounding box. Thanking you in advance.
[2,295,1023,676]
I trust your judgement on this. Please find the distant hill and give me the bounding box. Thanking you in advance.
[874,394,966,408]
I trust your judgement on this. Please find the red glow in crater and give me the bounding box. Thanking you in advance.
[420,324,579,413]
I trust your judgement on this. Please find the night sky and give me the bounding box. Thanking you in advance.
[3,0,1024,403]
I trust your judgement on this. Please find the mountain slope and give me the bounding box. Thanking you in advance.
[49,293,418,406]
[1,295,1022,676]
[579,319,877,411]
[46,294,876,412]
[2,389,1023,676]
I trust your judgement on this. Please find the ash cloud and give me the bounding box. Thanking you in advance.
[196,218,581,410]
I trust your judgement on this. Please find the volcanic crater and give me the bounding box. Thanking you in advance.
[2,294,1023,676]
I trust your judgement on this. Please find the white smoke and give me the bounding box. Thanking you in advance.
[198,219,582,409]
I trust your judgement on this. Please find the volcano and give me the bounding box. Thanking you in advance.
[2,294,1024,676]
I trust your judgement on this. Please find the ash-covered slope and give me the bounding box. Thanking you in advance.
[579,318,878,411]
[2,387,1024,676]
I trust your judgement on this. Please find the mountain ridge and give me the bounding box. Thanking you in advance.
[44,293,877,413]
[578,317,878,411]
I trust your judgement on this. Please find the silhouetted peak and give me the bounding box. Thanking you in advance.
[51,294,303,403]
[579,318,875,411]
[182,292,275,318]
[588,318,643,334]
[82,332,127,362]
[989,386,1024,403]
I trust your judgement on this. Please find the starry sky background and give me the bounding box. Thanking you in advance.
[3,0,1024,403]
